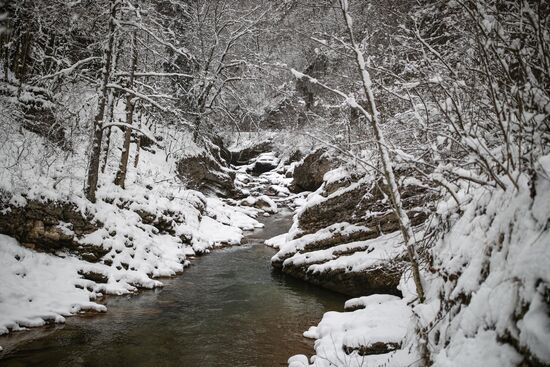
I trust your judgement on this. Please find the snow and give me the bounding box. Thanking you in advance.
[295,294,413,367]
[0,106,262,336]
[281,230,407,275]
[322,167,350,185]
[290,68,306,80]
[432,330,522,367]
[519,292,550,363]
[197,216,243,249]
[0,234,107,335]
[264,233,288,248]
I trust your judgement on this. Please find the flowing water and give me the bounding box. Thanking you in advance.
[0,212,347,367]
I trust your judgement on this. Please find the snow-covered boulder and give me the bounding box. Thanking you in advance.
[249,152,280,175]
[290,148,339,192]
[271,224,405,296]
[240,195,278,214]
[228,139,274,165]
[295,294,412,366]
[177,152,240,198]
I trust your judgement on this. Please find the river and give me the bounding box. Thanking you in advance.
[0,212,347,367]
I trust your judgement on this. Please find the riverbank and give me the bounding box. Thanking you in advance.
[0,211,347,367]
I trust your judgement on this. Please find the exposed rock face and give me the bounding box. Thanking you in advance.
[228,140,274,165]
[0,200,106,261]
[273,169,435,297]
[281,264,402,297]
[297,177,431,236]
[177,153,239,198]
[291,148,338,192]
[343,342,401,356]
[208,136,233,166]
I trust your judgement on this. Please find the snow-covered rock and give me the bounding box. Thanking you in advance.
[295,294,413,367]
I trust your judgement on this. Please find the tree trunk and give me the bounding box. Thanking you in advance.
[339,0,425,303]
[101,92,116,174]
[114,28,138,188]
[100,35,120,174]
[133,109,143,168]
[85,0,119,202]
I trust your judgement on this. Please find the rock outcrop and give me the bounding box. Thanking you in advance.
[271,168,434,297]
[290,148,338,192]
[0,200,105,262]
[297,176,431,236]
[228,139,274,165]
[177,153,240,198]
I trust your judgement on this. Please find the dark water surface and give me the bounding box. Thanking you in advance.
[0,212,347,367]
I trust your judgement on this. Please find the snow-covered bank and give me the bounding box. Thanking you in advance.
[0,118,265,337]
[0,188,260,336]
[287,156,550,366]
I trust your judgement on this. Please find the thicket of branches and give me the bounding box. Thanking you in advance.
[1,0,286,201]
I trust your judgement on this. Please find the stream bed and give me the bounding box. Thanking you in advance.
[0,212,347,367]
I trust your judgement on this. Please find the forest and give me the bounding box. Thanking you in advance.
[0,0,549,366]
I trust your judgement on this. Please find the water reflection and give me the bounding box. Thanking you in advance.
[0,212,347,367]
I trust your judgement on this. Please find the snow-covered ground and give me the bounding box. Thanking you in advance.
[285,156,550,366]
[0,114,266,338]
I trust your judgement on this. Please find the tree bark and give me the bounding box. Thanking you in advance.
[133,109,144,168]
[100,35,121,174]
[114,28,138,188]
[85,0,119,202]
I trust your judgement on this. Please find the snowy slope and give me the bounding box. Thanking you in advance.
[0,113,262,337]
[288,155,550,366]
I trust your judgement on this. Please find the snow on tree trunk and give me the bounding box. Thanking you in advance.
[85,0,120,202]
[114,28,138,189]
[338,0,426,304]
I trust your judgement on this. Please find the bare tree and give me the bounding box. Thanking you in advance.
[85,0,121,202]
[114,24,138,188]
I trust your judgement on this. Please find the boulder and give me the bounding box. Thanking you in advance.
[248,153,279,175]
[280,262,402,297]
[228,140,274,165]
[240,195,278,214]
[177,153,240,198]
[291,148,338,192]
